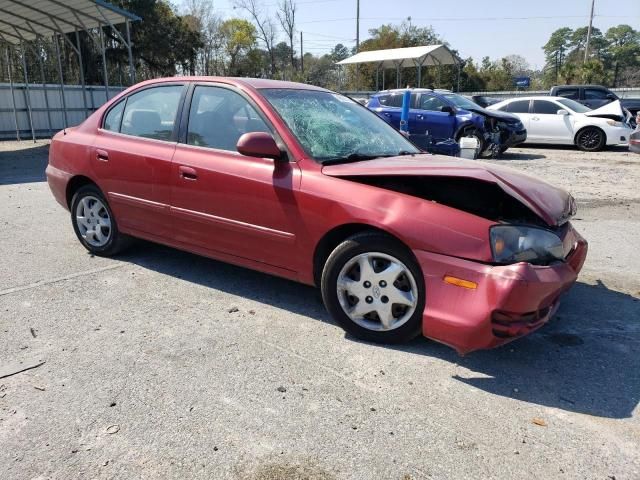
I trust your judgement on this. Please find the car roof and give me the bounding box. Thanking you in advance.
[375,88,434,94]
[498,96,566,102]
[130,76,330,92]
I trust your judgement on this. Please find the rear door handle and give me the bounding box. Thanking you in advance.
[96,149,109,162]
[179,165,198,180]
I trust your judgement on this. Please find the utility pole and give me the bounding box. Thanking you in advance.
[355,0,360,90]
[300,31,304,75]
[584,0,595,63]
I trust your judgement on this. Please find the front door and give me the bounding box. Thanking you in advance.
[529,100,574,143]
[169,84,301,270]
[415,93,456,141]
[92,83,186,237]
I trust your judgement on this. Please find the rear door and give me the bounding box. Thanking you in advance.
[375,93,404,128]
[92,83,186,237]
[169,84,301,269]
[530,99,574,143]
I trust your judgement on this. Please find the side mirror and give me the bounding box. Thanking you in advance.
[606,93,617,100]
[441,105,455,115]
[237,132,282,160]
[557,109,569,116]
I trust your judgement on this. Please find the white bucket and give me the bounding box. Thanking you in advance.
[458,136,479,160]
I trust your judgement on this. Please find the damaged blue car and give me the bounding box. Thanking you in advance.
[367,89,527,157]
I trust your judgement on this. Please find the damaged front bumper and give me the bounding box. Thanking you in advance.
[415,224,588,355]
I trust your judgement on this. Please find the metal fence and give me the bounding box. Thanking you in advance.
[0,83,125,140]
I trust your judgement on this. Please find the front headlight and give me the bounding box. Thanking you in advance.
[606,120,623,127]
[490,225,564,264]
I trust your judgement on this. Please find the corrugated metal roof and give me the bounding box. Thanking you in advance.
[0,0,140,44]
[336,45,458,69]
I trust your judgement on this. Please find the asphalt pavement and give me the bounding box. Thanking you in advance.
[1,141,638,479]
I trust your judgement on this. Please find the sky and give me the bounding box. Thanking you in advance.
[178,0,640,69]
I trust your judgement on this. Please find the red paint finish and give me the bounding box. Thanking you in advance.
[46,76,588,354]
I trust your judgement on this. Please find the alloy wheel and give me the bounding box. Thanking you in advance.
[336,252,418,332]
[75,195,112,247]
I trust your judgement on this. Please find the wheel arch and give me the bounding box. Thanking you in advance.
[454,121,480,140]
[312,223,409,287]
[66,175,100,208]
[574,124,607,147]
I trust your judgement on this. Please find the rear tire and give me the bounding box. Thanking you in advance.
[575,127,606,152]
[70,184,132,256]
[321,232,425,344]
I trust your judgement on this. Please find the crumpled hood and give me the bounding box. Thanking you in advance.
[584,100,630,123]
[322,155,575,226]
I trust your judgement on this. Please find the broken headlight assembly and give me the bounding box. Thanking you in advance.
[490,225,565,265]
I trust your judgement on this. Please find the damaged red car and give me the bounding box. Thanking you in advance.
[46,78,588,354]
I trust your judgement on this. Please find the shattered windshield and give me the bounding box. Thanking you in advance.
[260,88,419,163]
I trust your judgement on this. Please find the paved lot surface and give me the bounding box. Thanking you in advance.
[1,141,639,479]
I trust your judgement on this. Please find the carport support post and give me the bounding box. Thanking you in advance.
[34,43,53,137]
[99,26,109,100]
[75,30,89,119]
[6,45,20,141]
[19,42,36,142]
[53,34,68,129]
[125,19,135,84]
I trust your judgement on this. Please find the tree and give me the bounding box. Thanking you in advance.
[234,0,277,77]
[543,27,572,81]
[114,0,203,78]
[606,25,640,86]
[220,19,256,74]
[276,0,297,71]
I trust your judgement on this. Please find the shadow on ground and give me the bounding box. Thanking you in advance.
[0,143,49,185]
[120,241,640,419]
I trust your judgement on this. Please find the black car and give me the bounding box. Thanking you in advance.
[550,85,640,117]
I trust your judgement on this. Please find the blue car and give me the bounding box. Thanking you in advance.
[367,89,527,156]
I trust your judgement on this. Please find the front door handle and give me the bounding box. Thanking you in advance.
[531,116,540,121]
[179,165,198,180]
[96,149,109,161]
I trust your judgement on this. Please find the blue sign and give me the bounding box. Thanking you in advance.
[514,76,531,88]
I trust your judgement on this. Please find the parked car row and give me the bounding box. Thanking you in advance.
[366,85,635,154]
[46,77,588,354]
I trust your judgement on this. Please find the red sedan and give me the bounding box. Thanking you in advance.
[46,77,587,354]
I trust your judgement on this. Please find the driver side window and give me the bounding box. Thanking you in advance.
[186,86,270,152]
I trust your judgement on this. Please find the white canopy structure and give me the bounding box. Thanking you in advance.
[0,0,140,141]
[337,44,460,90]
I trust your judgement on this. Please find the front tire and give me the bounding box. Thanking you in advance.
[321,232,425,344]
[575,127,606,152]
[70,184,131,256]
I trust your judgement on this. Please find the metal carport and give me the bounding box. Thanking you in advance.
[0,0,140,141]
[336,45,461,91]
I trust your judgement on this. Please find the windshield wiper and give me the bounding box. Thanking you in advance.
[322,153,384,165]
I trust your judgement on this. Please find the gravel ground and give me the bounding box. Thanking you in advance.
[0,141,639,480]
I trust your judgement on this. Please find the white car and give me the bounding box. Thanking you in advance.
[488,96,633,151]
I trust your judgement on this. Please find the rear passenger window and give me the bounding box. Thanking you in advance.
[103,100,124,132]
[187,86,270,152]
[503,100,530,113]
[532,100,562,114]
[556,88,579,100]
[120,85,183,140]
[378,94,403,107]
